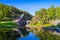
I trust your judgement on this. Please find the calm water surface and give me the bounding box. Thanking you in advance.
[18,32,40,40]
[0,29,40,40]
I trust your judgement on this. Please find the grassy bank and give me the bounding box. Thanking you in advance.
[0,21,17,28]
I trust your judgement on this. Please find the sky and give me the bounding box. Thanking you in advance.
[0,0,60,15]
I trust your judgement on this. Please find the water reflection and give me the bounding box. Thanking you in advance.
[18,32,40,40]
[0,31,20,40]
[0,29,29,40]
[0,29,40,40]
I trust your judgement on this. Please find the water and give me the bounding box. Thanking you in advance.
[0,29,40,40]
[0,31,20,40]
[18,32,40,40]
[55,28,60,33]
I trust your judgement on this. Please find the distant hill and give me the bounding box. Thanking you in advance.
[0,4,32,21]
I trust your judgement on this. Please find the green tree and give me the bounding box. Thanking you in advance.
[0,4,32,21]
[47,6,56,20]
[56,7,60,19]
[0,10,3,20]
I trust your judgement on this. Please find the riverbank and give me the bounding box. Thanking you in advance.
[30,24,60,40]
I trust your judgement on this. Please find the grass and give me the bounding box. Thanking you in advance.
[0,21,17,28]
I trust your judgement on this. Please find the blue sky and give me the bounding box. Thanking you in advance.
[0,0,60,15]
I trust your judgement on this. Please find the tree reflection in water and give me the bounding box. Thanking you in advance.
[0,31,19,40]
[0,29,29,40]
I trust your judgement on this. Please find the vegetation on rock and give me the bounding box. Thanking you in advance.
[0,4,32,21]
[30,6,60,40]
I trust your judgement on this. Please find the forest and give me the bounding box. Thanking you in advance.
[30,6,60,27]
[0,3,33,30]
[0,4,33,40]
[0,4,60,40]
[0,4,32,21]
[30,6,60,40]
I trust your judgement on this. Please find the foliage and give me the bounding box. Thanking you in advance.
[30,6,60,40]
[30,6,60,26]
[0,4,32,21]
